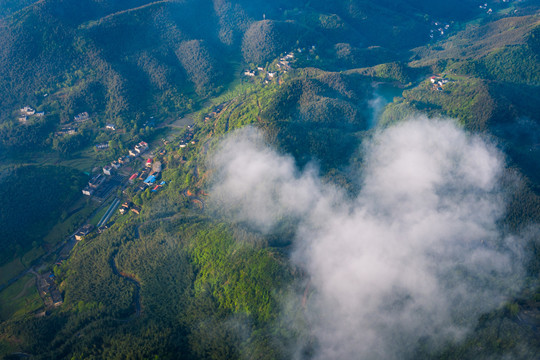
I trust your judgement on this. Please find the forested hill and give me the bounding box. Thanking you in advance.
[0,0,485,126]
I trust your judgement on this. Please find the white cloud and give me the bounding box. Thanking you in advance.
[209,117,526,359]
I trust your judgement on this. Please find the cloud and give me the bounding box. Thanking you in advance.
[367,91,387,129]
[209,117,526,359]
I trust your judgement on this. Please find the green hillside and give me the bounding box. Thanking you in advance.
[0,165,86,266]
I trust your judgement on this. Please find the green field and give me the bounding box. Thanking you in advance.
[20,247,46,268]
[44,199,98,245]
[89,198,114,227]
[0,274,42,321]
[0,259,25,286]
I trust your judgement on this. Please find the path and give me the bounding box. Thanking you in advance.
[11,277,35,301]
[182,189,206,212]
[223,101,242,133]
[97,198,120,228]
[167,116,194,129]
[109,250,142,320]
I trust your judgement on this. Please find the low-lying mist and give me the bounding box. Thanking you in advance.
[209,117,527,359]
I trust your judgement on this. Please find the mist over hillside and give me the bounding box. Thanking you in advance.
[210,119,532,359]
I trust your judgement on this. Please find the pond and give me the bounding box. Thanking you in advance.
[368,82,404,128]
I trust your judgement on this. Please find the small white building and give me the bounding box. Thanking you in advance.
[20,106,35,115]
[74,112,90,122]
[103,165,113,176]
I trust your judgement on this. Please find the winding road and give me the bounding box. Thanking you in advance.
[109,250,142,320]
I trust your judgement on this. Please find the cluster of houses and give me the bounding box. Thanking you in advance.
[55,111,90,137]
[479,3,493,14]
[100,141,149,176]
[179,126,196,148]
[244,51,304,84]
[84,140,152,199]
[37,271,63,308]
[75,224,93,241]
[430,21,450,38]
[74,112,90,122]
[244,67,277,84]
[128,157,166,193]
[82,173,107,196]
[118,201,141,215]
[203,105,225,122]
[243,66,278,82]
[129,141,149,157]
[430,75,450,91]
[276,52,294,70]
[18,106,45,124]
[56,127,77,136]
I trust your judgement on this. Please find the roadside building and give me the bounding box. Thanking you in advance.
[144,175,157,185]
[119,202,131,214]
[75,224,93,241]
[129,173,139,183]
[89,174,105,188]
[103,165,113,176]
[152,161,162,174]
[20,106,35,115]
[74,112,90,122]
[118,156,131,164]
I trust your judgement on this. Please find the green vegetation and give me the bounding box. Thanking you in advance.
[381,78,495,130]
[241,20,297,65]
[445,44,540,86]
[0,259,25,287]
[348,62,419,84]
[0,275,42,321]
[176,40,224,97]
[259,71,372,171]
[44,199,98,245]
[0,165,86,266]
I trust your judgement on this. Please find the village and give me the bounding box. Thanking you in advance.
[17,106,45,124]
[429,75,452,91]
[78,139,159,226]
[31,111,204,312]
[243,51,297,84]
[77,119,198,235]
[4,72,255,320]
[429,21,451,39]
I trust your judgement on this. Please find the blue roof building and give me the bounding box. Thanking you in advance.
[144,175,156,185]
